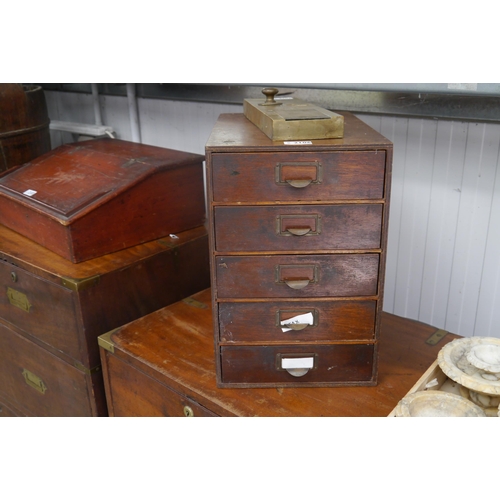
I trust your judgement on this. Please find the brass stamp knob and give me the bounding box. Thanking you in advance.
[260,87,282,106]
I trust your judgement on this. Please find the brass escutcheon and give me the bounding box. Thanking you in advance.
[183,406,194,417]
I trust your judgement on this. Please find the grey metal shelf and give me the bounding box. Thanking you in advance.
[33,84,500,123]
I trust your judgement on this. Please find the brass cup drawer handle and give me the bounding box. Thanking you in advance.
[285,226,312,236]
[277,309,318,331]
[283,279,311,290]
[280,356,315,377]
[286,178,313,189]
[277,214,321,237]
[275,161,322,187]
[287,323,309,331]
[275,264,318,289]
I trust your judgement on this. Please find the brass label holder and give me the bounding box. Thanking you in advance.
[275,161,323,187]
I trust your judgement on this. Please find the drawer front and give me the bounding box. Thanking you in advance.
[220,344,375,385]
[105,354,218,417]
[0,321,96,416]
[0,260,81,360]
[216,254,380,298]
[0,395,27,417]
[214,204,382,252]
[211,151,386,202]
[218,300,376,343]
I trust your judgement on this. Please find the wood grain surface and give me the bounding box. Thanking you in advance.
[101,288,459,417]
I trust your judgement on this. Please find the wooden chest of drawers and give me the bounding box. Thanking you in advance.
[205,112,393,387]
[0,224,210,416]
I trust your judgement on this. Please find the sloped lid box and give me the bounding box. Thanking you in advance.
[0,138,206,263]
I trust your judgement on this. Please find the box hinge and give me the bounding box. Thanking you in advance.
[426,329,449,346]
[73,362,102,375]
[182,296,208,309]
[98,330,116,354]
[61,275,100,292]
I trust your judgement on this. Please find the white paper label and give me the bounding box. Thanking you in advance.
[281,357,314,370]
[284,141,313,145]
[23,189,37,197]
[280,312,314,332]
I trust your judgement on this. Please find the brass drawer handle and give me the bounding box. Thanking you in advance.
[286,227,312,236]
[275,161,323,187]
[283,279,310,290]
[277,309,318,332]
[287,323,309,331]
[275,264,318,289]
[277,214,321,237]
[286,178,313,189]
[22,369,47,394]
[7,287,32,313]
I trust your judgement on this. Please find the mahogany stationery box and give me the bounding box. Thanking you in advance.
[0,224,210,416]
[205,112,393,388]
[0,138,206,262]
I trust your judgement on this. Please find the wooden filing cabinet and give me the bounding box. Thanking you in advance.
[0,224,210,416]
[205,112,393,387]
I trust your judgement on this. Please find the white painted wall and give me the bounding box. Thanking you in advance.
[44,90,500,338]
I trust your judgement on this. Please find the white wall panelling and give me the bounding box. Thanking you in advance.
[43,91,500,338]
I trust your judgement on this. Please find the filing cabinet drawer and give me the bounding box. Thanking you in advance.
[218,299,377,343]
[212,150,386,203]
[216,254,380,298]
[220,344,376,386]
[214,204,383,252]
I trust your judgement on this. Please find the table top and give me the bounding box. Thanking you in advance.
[107,288,459,417]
